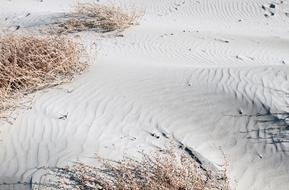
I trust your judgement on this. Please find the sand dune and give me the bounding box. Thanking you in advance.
[1,0,289,189]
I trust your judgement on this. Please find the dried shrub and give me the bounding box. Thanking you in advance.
[36,148,228,190]
[55,3,137,34]
[0,33,86,118]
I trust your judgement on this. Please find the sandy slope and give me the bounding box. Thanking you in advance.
[1,0,289,189]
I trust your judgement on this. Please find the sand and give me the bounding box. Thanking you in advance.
[1,0,289,189]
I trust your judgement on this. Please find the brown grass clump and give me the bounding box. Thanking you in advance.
[0,33,85,118]
[55,3,137,34]
[37,148,228,190]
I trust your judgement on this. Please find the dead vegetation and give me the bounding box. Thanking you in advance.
[0,3,136,119]
[0,3,135,119]
[0,33,85,119]
[34,147,228,190]
[52,3,138,34]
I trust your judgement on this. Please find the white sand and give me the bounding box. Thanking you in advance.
[1,0,289,189]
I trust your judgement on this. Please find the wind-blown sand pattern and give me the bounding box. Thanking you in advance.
[1,0,289,189]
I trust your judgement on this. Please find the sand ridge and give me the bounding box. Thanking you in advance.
[0,0,289,189]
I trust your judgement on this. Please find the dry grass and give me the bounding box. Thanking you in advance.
[54,3,137,34]
[35,148,228,190]
[0,33,85,119]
